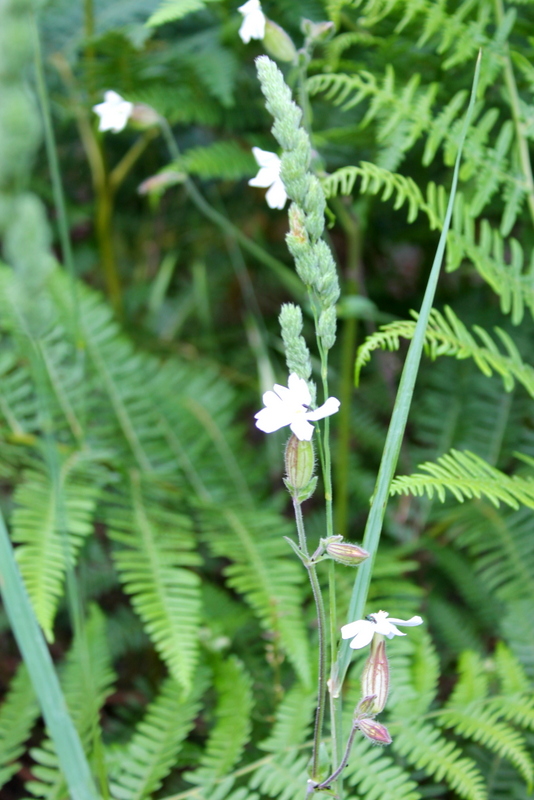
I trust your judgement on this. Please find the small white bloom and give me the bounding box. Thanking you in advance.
[93,90,134,133]
[341,610,423,650]
[238,0,266,43]
[248,147,288,209]
[255,373,340,441]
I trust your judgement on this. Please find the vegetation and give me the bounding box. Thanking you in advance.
[1,1,534,799]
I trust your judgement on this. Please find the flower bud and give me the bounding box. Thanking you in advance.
[130,102,160,128]
[360,637,389,714]
[263,20,298,63]
[324,538,369,567]
[356,718,392,745]
[284,434,316,497]
[301,18,335,43]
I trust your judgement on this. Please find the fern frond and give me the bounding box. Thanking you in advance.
[201,507,312,688]
[169,141,256,181]
[440,503,534,602]
[321,162,439,225]
[439,705,534,788]
[393,721,487,800]
[12,454,103,640]
[356,306,534,394]
[493,641,530,695]
[185,656,253,786]
[390,448,534,508]
[0,664,39,789]
[447,214,534,324]
[259,682,315,753]
[109,674,205,800]
[25,605,116,799]
[249,749,309,800]
[345,736,422,800]
[108,474,201,692]
[146,0,218,27]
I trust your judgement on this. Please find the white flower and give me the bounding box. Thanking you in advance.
[93,91,134,133]
[341,610,423,650]
[248,147,288,209]
[255,373,340,441]
[238,0,266,43]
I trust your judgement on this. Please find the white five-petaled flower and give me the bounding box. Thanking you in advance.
[248,147,288,209]
[341,610,423,650]
[255,373,340,441]
[238,0,266,43]
[93,90,134,133]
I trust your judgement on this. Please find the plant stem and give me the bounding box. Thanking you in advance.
[314,720,359,790]
[494,0,534,229]
[293,497,327,781]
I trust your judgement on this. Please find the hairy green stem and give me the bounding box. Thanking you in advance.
[494,0,534,230]
[313,720,358,791]
[293,498,327,781]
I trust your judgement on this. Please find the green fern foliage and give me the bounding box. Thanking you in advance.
[390,449,534,508]
[146,0,220,27]
[0,664,39,789]
[201,507,312,688]
[185,656,253,787]
[108,475,201,693]
[393,721,487,800]
[345,737,422,800]
[169,141,256,181]
[25,605,115,798]
[12,456,103,641]
[355,306,534,394]
[109,674,205,800]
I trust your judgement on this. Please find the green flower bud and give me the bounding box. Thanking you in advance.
[360,637,389,714]
[284,434,315,492]
[301,18,335,43]
[356,717,392,745]
[263,20,298,63]
[325,538,369,566]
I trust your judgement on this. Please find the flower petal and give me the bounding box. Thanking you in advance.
[287,374,311,406]
[341,619,370,640]
[306,396,340,421]
[387,615,423,627]
[348,626,375,650]
[265,179,288,209]
[255,406,292,433]
[251,147,280,170]
[238,0,265,42]
[249,167,277,189]
[290,417,314,441]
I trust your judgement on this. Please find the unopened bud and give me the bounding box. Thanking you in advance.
[356,718,392,745]
[324,538,369,567]
[130,103,160,128]
[301,18,335,43]
[263,20,298,63]
[284,434,316,499]
[361,637,389,714]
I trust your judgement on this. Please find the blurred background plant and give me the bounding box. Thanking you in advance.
[1,1,534,799]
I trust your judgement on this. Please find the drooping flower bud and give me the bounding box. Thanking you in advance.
[284,434,317,501]
[324,537,369,567]
[356,717,392,745]
[360,636,389,714]
[263,20,297,63]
